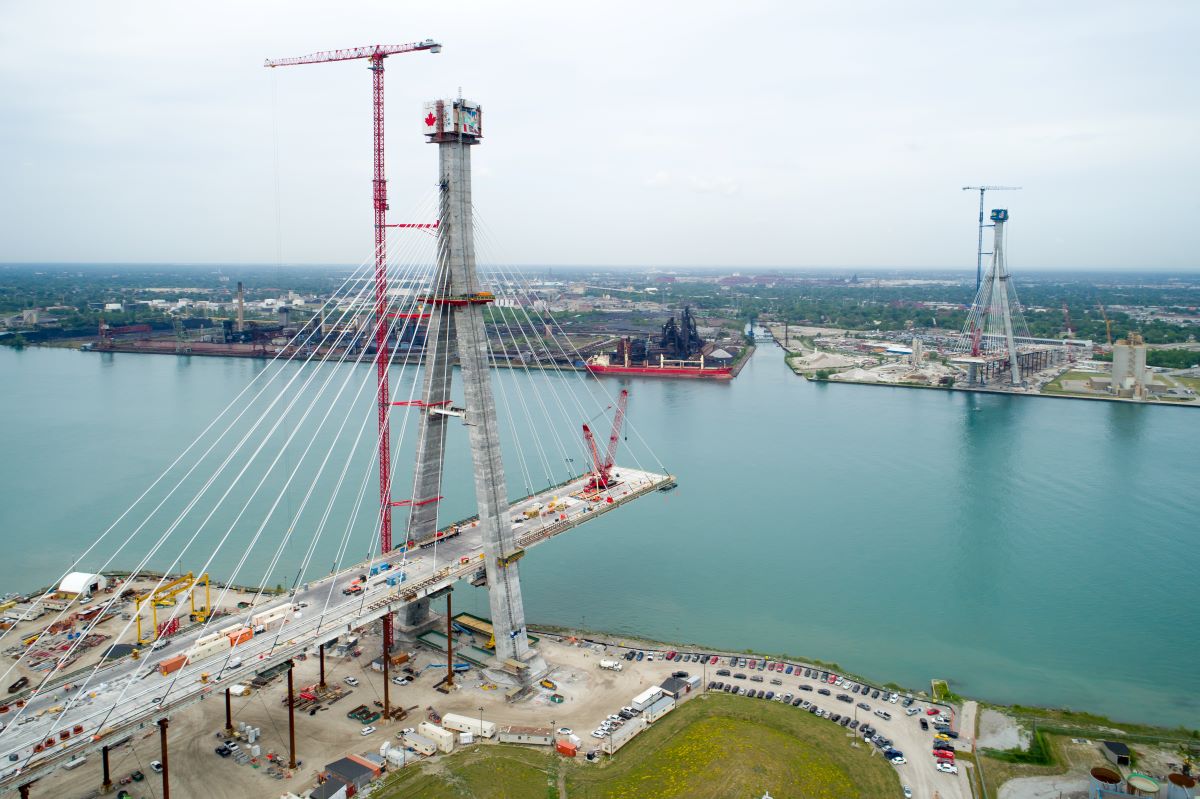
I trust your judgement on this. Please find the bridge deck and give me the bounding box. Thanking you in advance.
[0,466,674,789]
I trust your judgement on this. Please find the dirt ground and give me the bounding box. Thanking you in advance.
[2,577,272,690]
[29,626,707,799]
[977,708,1029,751]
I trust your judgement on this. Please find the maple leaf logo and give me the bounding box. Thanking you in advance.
[424,112,436,128]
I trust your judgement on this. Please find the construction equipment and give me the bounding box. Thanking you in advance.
[581,389,629,490]
[135,573,211,645]
[265,40,442,702]
[1096,302,1113,346]
[962,186,1022,290]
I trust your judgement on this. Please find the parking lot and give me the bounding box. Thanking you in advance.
[579,645,974,799]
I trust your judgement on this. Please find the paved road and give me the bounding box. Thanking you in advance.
[0,468,671,790]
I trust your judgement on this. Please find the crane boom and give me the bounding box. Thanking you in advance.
[603,389,628,472]
[582,424,604,483]
[263,37,440,723]
[264,40,441,68]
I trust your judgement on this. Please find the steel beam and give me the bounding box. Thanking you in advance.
[287,665,297,770]
[158,718,170,799]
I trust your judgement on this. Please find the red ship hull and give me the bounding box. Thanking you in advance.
[585,363,733,379]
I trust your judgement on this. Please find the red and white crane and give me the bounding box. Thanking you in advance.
[581,389,629,490]
[264,38,441,714]
[264,38,440,558]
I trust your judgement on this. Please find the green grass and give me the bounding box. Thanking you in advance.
[570,694,898,799]
[376,744,555,798]
[1042,370,1104,394]
[376,694,899,799]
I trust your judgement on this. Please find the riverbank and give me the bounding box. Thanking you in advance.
[806,372,1200,408]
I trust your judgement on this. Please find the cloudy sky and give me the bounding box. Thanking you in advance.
[1,1,1197,270]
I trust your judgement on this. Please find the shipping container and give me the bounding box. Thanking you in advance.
[250,605,291,628]
[598,660,623,671]
[226,628,253,647]
[441,713,496,739]
[417,722,456,753]
[186,636,230,662]
[556,740,577,757]
[158,655,187,676]
[632,687,664,712]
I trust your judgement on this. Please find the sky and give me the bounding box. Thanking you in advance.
[1,1,1198,271]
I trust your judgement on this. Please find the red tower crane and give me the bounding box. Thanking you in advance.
[582,389,629,490]
[265,39,441,700]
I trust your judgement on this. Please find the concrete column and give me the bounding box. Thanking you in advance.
[439,138,535,669]
[319,642,326,688]
[445,592,454,689]
[224,687,233,734]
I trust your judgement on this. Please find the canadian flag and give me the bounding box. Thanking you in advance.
[423,102,440,133]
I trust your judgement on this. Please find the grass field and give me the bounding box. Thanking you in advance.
[376,694,899,799]
[1042,370,1103,394]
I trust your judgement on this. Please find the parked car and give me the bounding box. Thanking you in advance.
[936,762,958,774]
[858,702,871,711]
[875,710,892,720]
[785,665,794,674]
[750,675,764,683]
[904,787,913,798]
[734,673,747,680]
[837,694,852,703]
[360,726,376,736]
[818,688,831,696]
[636,651,644,661]
[344,676,359,687]
[891,756,907,765]
[717,669,731,676]
[770,678,782,686]
[748,659,757,669]
[149,761,163,774]
[799,684,813,692]
[905,707,920,716]
[926,708,940,715]
[666,651,677,660]
[920,719,929,731]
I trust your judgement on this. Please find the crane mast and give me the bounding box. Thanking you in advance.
[264,37,441,722]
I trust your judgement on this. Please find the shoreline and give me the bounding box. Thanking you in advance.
[523,623,1195,742]
[806,372,1200,409]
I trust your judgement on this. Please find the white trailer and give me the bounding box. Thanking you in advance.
[441,712,496,739]
[403,732,437,757]
[632,686,664,712]
[598,659,623,672]
[417,721,456,753]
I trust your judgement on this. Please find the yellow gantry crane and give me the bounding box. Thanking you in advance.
[135,572,211,645]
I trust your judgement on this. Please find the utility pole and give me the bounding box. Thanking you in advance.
[962,186,1021,290]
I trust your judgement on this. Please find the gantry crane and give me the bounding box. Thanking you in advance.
[264,39,441,701]
[582,389,629,489]
[963,185,1022,290]
[134,572,211,645]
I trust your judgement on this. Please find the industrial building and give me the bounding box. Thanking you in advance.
[1110,335,1150,398]
[56,573,108,599]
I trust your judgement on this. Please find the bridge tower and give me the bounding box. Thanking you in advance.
[407,98,545,677]
[965,209,1023,386]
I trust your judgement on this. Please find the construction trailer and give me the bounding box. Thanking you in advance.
[417,721,455,753]
[440,712,496,739]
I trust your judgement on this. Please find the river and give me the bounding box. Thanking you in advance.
[0,344,1196,728]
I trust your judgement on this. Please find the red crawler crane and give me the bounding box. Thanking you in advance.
[264,39,441,701]
[582,389,629,489]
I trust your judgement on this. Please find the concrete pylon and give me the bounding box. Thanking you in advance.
[408,98,545,679]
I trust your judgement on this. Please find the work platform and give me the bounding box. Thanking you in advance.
[0,466,674,791]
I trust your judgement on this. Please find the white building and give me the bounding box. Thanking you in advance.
[58,572,107,598]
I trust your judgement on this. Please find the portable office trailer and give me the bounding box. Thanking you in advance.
[441,713,496,739]
[417,722,455,754]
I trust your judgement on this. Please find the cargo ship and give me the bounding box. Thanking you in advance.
[585,307,736,380]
